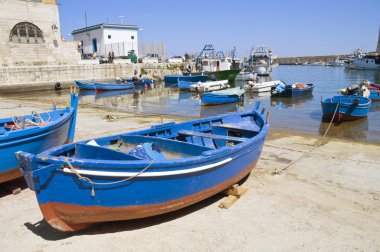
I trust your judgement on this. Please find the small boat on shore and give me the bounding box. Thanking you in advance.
[16,104,269,231]
[201,87,245,106]
[321,95,371,122]
[75,80,95,90]
[189,80,229,92]
[271,82,314,97]
[164,75,207,84]
[243,80,283,93]
[94,82,134,93]
[0,92,78,183]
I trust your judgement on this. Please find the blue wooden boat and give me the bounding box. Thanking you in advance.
[16,102,269,231]
[321,95,371,122]
[164,75,207,84]
[178,80,197,90]
[94,82,134,92]
[271,83,314,97]
[95,89,135,99]
[0,92,78,183]
[75,80,95,90]
[201,87,245,106]
[120,77,157,85]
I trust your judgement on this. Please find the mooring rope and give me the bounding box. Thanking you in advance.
[273,102,340,175]
[64,157,155,197]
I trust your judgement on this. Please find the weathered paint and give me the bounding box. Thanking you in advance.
[0,93,78,183]
[16,103,268,231]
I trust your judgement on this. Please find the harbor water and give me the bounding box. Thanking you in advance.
[2,65,380,144]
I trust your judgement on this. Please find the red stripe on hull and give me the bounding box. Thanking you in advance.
[0,168,22,183]
[39,160,258,232]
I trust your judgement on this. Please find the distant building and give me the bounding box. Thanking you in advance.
[0,0,80,66]
[72,23,140,58]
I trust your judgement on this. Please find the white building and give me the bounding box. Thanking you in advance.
[72,23,140,58]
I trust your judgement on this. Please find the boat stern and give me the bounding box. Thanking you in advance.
[15,151,40,191]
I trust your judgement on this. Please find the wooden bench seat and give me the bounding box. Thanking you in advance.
[178,130,247,142]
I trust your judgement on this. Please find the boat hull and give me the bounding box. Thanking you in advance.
[201,94,242,105]
[271,84,314,97]
[0,94,78,183]
[184,70,240,82]
[38,159,259,231]
[321,95,371,122]
[75,81,95,90]
[94,82,134,92]
[164,75,207,84]
[17,108,268,231]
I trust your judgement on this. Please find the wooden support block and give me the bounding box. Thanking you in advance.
[12,188,21,195]
[224,184,249,197]
[219,195,238,209]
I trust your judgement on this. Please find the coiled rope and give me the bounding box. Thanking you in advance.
[64,157,155,197]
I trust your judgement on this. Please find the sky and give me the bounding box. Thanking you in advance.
[59,0,380,58]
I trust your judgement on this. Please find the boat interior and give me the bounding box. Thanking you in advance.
[0,109,68,135]
[57,112,265,161]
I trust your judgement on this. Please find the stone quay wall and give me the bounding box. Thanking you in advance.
[0,62,187,93]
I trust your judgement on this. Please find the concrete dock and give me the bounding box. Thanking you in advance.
[0,95,379,251]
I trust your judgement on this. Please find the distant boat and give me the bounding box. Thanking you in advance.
[353,49,380,70]
[243,80,283,93]
[0,92,78,183]
[94,82,134,93]
[331,57,345,67]
[189,80,229,92]
[271,82,314,97]
[164,75,207,84]
[75,80,95,90]
[16,104,269,231]
[201,87,245,106]
[321,95,371,122]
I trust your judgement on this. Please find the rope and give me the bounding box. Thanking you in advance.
[272,102,340,175]
[64,157,155,197]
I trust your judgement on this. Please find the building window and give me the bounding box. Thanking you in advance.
[108,35,111,39]
[9,22,44,44]
[131,36,134,40]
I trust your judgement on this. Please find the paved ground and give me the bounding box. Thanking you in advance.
[0,97,379,252]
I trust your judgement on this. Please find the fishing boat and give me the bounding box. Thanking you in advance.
[201,87,245,106]
[321,95,371,122]
[271,82,314,97]
[353,48,380,70]
[189,80,229,92]
[118,77,157,85]
[16,103,269,231]
[75,80,95,90]
[94,82,134,93]
[245,46,275,76]
[243,80,283,93]
[183,45,240,82]
[0,92,78,183]
[178,80,197,90]
[339,81,380,101]
[164,75,207,84]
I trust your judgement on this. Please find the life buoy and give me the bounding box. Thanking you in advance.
[55,82,61,91]
[186,64,193,73]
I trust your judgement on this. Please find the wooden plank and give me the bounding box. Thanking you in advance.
[219,195,238,209]
[223,184,249,197]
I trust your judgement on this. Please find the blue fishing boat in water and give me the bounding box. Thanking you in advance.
[75,80,95,90]
[16,102,269,231]
[271,83,314,97]
[178,80,197,90]
[201,87,245,106]
[0,92,78,183]
[164,75,207,84]
[94,82,134,92]
[321,95,371,122]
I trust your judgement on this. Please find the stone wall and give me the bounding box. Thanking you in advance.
[0,0,81,66]
[0,63,187,92]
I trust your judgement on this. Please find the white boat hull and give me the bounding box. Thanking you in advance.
[243,80,282,93]
[189,80,229,92]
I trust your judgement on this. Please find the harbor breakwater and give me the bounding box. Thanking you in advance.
[0,62,186,92]
[275,54,350,65]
